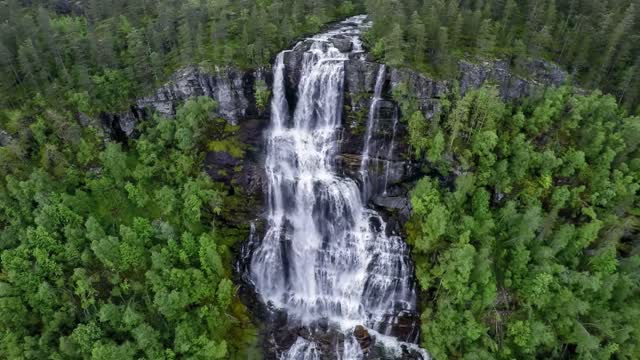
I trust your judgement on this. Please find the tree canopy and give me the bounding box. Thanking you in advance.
[365,0,640,112]
[403,85,640,359]
[0,97,259,359]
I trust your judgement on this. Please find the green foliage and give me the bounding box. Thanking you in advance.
[408,86,640,358]
[0,98,256,359]
[254,79,271,112]
[207,118,246,159]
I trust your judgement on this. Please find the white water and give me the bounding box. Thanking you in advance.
[382,106,399,195]
[249,16,427,359]
[360,64,386,201]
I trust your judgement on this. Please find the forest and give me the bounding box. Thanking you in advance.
[1,0,639,359]
[401,85,640,358]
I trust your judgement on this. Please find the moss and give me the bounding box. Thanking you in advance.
[208,138,245,158]
[207,118,247,159]
[0,109,24,134]
[345,92,371,135]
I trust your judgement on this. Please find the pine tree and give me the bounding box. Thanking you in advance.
[384,23,405,67]
[409,11,426,65]
[477,19,496,55]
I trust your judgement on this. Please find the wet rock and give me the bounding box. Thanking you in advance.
[353,325,373,353]
[336,153,363,180]
[205,151,241,182]
[372,195,409,210]
[344,60,383,94]
[330,35,353,53]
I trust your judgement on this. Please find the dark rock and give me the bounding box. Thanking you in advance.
[205,151,241,182]
[99,106,146,141]
[76,112,94,127]
[330,35,353,53]
[0,129,12,147]
[372,195,409,211]
[344,60,383,94]
[336,153,363,180]
[353,325,373,353]
[52,0,83,15]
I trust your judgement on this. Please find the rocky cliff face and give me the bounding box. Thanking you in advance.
[281,49,569,229]
[98,29,567,228]
[97,65,272,216]
[100,66,270,138]
[137,66,270,123]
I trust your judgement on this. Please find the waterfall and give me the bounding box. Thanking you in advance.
[248,16,427,359]
[360,64,386,201]
[382,106,399,195]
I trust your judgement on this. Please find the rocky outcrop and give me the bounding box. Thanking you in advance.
[457,59,567,99]
[136,66,270,123]
[100,65,271,141]
[0,129,13,147]
[96,65,272,211]
[99,106,146,140]
[387,58,568,122]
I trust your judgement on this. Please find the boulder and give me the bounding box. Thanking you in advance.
[353,325,373,353]
[330,35,353,53]
[0,129,12,147]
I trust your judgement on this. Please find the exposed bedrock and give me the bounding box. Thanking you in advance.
[97,38,566,218]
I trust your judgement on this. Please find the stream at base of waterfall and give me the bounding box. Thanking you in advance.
[246,15,429,360]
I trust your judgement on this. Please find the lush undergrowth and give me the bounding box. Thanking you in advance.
[0,97,261,359]
[399,85,640,358]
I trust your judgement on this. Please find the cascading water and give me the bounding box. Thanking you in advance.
[360,64,386,201]
[248,16,428,359]
[382,107,399,195]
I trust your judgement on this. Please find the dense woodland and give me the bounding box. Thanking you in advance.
[0,0,364,358]
[0,96,265,358]
[367,0,640,111]
[1,0,640,359]
[399,85,640,358]
[0,0,360,112]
